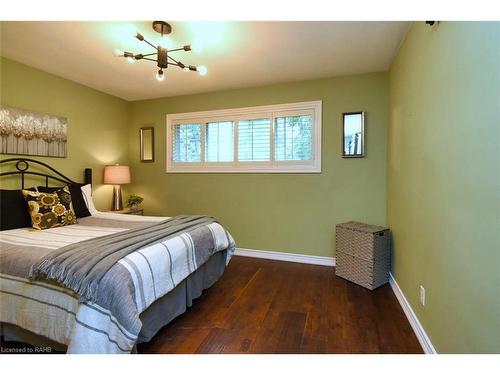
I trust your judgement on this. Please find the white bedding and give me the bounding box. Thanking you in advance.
[0,212,164,250]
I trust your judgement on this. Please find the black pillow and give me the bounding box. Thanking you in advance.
[0,188,36,230]
[37,184,91,219]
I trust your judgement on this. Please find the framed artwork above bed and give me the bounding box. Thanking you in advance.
[0,105,68,158]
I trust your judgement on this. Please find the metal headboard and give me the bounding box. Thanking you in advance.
[0,158,92,189]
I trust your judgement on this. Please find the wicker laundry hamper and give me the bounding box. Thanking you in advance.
[335,221,391,290]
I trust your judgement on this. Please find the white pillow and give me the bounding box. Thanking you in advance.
[80,184,98,215]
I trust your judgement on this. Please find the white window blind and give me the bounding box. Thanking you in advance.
[173,123,201,162]
[166,101,321,173]
[205,121,234,162]
[274,115,313,161]
[238,118,271,161]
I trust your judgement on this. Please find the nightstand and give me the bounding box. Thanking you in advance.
[108,207,144,216]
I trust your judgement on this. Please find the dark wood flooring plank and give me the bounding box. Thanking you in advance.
[139,256,423,354]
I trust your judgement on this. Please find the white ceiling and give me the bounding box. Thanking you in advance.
[0,21,410,101]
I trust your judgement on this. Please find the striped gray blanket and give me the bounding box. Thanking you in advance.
[0,214,235,353]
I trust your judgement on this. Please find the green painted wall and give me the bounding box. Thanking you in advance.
[0,57,130,210]
[0,56,389,259]
[128,73,388,257]
[387,22,500,353]
[2,21,498,353]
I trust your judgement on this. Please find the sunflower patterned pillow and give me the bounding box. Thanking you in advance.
[22,186,78,230]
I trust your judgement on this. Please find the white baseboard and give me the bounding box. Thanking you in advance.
[389,273,437,354]
[234,248,335,267]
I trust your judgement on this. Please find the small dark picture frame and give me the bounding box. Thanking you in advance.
[140,126,155,162]
[342,112,365,158]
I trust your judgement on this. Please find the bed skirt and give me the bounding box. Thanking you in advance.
[0,250,227,353]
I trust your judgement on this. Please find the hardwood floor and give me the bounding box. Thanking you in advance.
[1,256,422,354]
[138,256,423,354]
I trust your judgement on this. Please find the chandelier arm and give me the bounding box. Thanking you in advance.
[142,38,158,50]
[167,47,185,52]
[142,58,158,62]
[167,55,180,64]
[142,52,157,57]
[167,56,188,70]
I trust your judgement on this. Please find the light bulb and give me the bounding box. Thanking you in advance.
[127,56,135,64]
[198,65,207,76]
[183,67,190,72]
[113,48,124,57]
[156,70,164,81]
[191,43,203,53]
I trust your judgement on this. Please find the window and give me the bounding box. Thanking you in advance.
[205,121,234,162]
[274,114,313,161]
[173,123,201,162]
[166,101,321,173]
[238,118,271,161]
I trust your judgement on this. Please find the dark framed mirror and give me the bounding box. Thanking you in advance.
[342,112,365,158]
[140,126,155,162]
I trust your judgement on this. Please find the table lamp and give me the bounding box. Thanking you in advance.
[103,164,131,211]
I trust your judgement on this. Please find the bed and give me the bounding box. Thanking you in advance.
[0,158,235,353]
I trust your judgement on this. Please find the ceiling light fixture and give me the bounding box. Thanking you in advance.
[117,21,207,82]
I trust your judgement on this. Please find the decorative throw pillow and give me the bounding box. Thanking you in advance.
[37,184,91,218]
[22,186,78,230]
[0,188,36,231]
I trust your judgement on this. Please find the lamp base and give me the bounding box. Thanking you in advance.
[111,185,123,211]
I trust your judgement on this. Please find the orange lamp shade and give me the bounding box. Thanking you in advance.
[103,165,131,185]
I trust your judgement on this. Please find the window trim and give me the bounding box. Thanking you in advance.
[166,100,322,173]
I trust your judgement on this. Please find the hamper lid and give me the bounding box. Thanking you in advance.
[336,221,389,233]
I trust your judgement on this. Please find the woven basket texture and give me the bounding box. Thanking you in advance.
[335,221,391,290]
